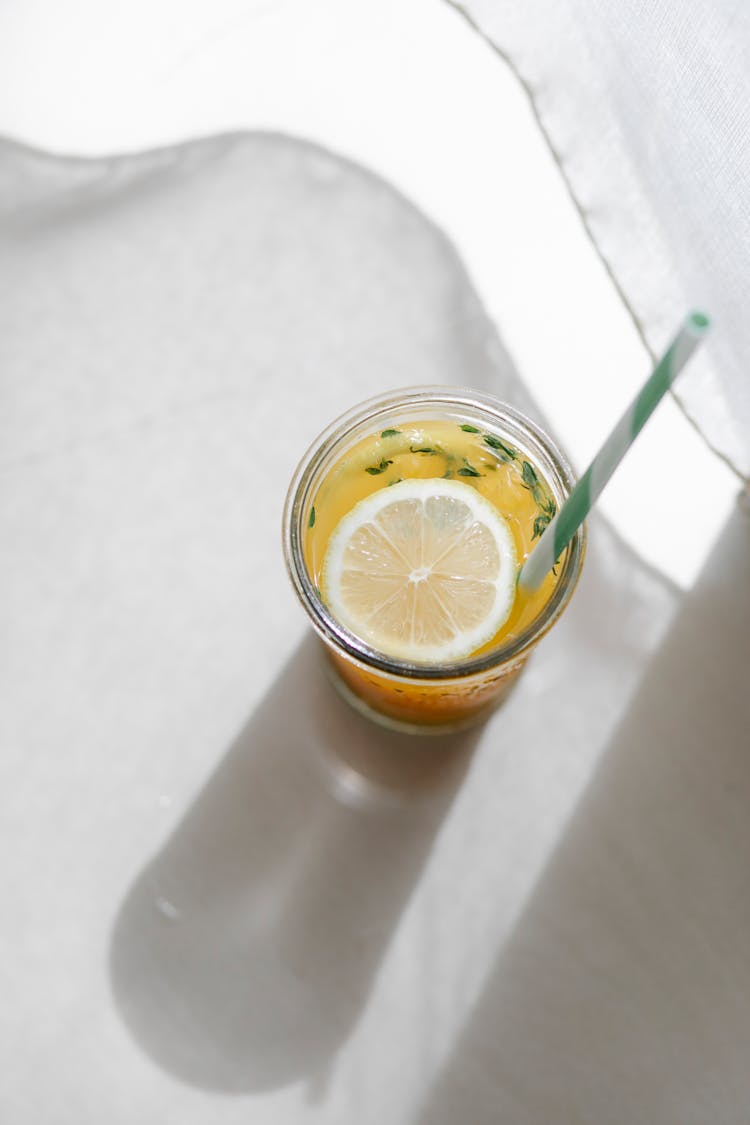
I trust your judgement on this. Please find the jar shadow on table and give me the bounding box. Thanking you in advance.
[109,633,479,1095]
[413,508,750,1125]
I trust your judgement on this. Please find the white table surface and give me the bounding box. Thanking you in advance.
[1,4,748,1123]
[0,0,737,587]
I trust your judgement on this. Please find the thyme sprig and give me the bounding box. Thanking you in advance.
[532,514,550,540]
[484,433,516,461]
[365,458,393,475]
[457,459,482,478]
[520,459,557,538]
[521,460,538,488]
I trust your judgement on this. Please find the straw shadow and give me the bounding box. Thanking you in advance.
[109,634,477,1094]
[415,510,750,1124]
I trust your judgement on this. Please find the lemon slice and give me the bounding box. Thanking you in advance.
[322,478,517,663]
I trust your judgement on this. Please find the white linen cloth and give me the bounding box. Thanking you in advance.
[1,132,747,1124]
[457,0,750,480]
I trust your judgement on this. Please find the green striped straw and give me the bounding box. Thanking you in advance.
[518,310,711,592]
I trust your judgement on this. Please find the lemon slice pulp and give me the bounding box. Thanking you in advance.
[322,478,517,663]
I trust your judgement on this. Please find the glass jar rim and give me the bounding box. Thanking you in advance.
[283,385,586,680]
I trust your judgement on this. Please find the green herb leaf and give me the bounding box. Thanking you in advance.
[387,476,404,487]
[365,458,393,475]
[484,434,516,459]
[442,469,454,479]
[530,482,556,517]
[410,445,437,455]
[521,460,539,488]
[458,461,481,477]
[308,506,316,529]
[381,428,401,437]
[459,423,480,433]
[532,514,550,540]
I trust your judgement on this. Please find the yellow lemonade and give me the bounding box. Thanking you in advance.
[284,388,585,733]
[304,419,561,655]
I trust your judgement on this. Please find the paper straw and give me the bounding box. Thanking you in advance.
[518,311,711,592]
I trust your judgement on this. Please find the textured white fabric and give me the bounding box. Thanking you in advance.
[458,0,750,478]
[0,133,699,1123]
